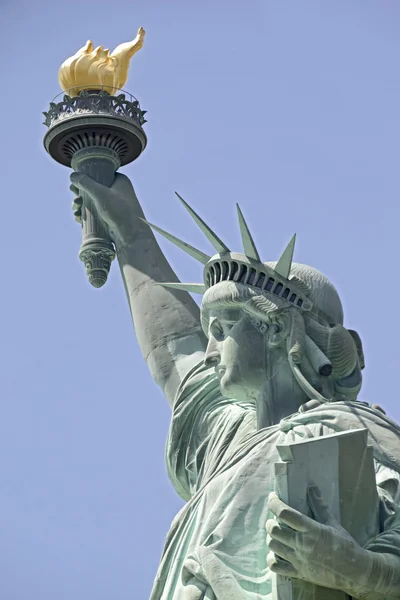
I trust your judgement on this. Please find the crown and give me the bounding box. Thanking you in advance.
[140,194,313,313]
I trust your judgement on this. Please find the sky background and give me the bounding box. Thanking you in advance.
[1,1,400,598]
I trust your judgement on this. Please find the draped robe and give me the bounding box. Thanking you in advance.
[150,362,400,599]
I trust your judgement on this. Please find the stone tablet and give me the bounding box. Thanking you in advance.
[273,428,380,600]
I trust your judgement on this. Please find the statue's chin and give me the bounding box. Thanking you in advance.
[218,374,236,399]
[219,375,250,402]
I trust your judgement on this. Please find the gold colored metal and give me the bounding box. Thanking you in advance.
[58,27,145,96]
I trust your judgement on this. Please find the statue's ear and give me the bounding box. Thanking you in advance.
[348,329,365,370]
[268,312,291,348]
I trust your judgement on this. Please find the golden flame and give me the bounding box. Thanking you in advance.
[58,27,145,96]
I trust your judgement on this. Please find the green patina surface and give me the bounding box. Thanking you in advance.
[45,94,400,594]
[66,171,400,599]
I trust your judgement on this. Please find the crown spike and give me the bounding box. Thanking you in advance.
[274,234,296,279]
[139,218,211,265]
[236,204,261,261]
[175,192,230,254]
[157,283,206,294]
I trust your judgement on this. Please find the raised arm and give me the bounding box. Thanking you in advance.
[70,171,207,405]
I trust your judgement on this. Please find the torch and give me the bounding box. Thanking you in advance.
[43,28,147,288]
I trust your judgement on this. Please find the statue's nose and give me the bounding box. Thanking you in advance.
[204,350,220,368]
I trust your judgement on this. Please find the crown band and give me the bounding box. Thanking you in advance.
[140,193,313,313]
[204,255,312,311]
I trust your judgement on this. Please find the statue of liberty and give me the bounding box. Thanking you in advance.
[69,171,400,599]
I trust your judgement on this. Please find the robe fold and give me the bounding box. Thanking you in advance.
[150,362,400,599]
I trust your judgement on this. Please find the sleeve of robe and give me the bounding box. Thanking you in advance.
[364,460,400,559]
[165,360,257,501]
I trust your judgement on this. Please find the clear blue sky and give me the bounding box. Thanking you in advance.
[1,1,400,598]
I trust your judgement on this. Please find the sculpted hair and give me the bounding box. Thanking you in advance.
[201,280,363,403]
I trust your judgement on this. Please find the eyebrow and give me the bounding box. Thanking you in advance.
[221,310,241,320]
[210,311,240,323]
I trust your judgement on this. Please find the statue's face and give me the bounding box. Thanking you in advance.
[204,307,267,401]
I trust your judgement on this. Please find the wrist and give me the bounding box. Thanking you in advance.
[108,219,138,251]
[113,214,158,255]
[335,547,375,599]
[113,230,135,252]
[351,549,400,599]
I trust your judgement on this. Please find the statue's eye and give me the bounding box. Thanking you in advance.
[213,325,225,341]
[210,321,225,341]
[220,322,235,339]
[210,320,235,341]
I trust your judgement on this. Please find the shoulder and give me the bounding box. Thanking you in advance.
[318,400,400,430]
[299,400,400,473]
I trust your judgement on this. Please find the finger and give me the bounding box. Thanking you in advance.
[268,493,308,532]
[70,173,108,205]
[72,197,83,211]
[307,486,332,525]
[267,552,297,577]
[69,184,80,196]
[72,197,83,224]
[268,539,296,563]
[266,519,297,547]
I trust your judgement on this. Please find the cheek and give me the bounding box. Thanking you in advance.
[243,333,262,363]
[223,333,266,382]
[239,330,266,367]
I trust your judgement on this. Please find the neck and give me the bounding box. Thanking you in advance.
[255,354,308,428]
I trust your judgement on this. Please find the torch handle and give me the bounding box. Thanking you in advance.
[72,148,120,288]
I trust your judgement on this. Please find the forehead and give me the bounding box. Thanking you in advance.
[208,307,242,322]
